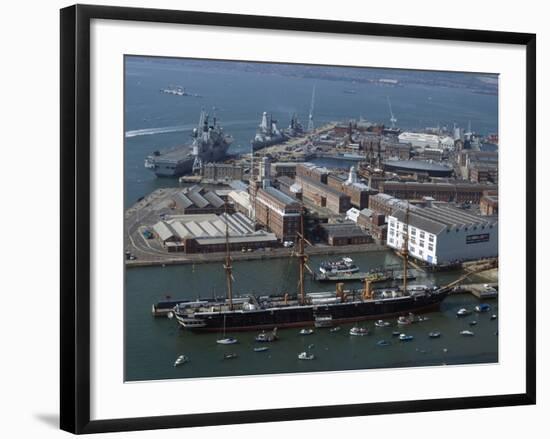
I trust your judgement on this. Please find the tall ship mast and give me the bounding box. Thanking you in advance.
[173,207,451,332]
[223,206,234,311]
[402,204,410,293]
[144,109,232,177]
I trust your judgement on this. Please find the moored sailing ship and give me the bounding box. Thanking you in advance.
[173,205,451,332]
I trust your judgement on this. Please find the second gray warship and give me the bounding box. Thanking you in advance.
[250,112,287,151]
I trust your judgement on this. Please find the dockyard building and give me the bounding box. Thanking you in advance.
[296,162,329,184]
[271,162,297,179]
[398,132,441,149]
[379,181,497,204]
[368,193,410,217]
[202,163,243,183]
[254,186,302,242]
[386,203,498,265]
[326,167,375,210]
[173,185,227,214]
[153,212,278,253]
[319,222,373,246]
[382,160,454,178]
[356,208,388,243]
[295,174,351,214]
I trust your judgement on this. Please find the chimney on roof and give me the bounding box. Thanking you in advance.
[260,156,271,189]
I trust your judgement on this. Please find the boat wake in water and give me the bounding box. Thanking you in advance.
[126,119,258,138]
[125,124,196,138]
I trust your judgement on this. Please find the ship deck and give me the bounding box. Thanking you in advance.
[153,145,193,162]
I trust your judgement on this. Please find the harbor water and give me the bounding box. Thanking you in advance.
[125,251,498,381]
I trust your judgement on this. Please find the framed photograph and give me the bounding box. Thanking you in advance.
[60,4,536,434]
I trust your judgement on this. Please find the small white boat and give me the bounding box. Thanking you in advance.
[253,347,269,353]
[349,326,369,336]
[456,308,471,317]
[298,351,315,360]
[377,340,390,347]
[399,333,414,341]
[329,326,341,333]
[173,354,189,367]
[469,320,478,326]
[223,353,238,360]
[460,330,475,336]
[490,314,498,320]
[428,331,441,338]
[216,337,238,345]
[299,328,314,335]
[397,315,413,325]
[374,320,391,328]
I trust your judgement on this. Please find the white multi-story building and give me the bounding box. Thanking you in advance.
[398,132,456,151]
[398,132,440,149]
[386,203,498,265]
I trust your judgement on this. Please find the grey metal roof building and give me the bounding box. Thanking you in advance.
[173,185,226,213]
[153,212,278,253]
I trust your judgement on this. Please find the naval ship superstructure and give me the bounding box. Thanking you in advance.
[251,112,287,151]
[282,113,305,138]
[144,110,232,177]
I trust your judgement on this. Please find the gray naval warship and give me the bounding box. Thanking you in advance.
[250,112,287,151]
[144,110,232,177]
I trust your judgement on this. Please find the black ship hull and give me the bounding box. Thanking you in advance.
[182,290,448,332]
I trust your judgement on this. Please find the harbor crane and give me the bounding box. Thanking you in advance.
[307,85,316,132]
[387,96,397,129]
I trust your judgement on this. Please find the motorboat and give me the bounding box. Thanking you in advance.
[253,347,269,353]
[223,353,238,359]
[349,326,369,336]
[460,330,475,336]
[397,315,414,325]
[475,303,491,313]
[329,326,341,333]
[217,337,238,345]
[374,320,391,328]
[399,333,414,341]
[255,328,278,342]
[490,314,498,320]
[377,340,390,347]
[469,320,478,326]
[299,328,314,335]
[298,352,315,360]
[319,257,359,275]
[456,308,472,317]
[173,354,188,367]
[428,331,441,338]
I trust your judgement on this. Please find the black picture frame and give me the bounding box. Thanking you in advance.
[60,4,536,434]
